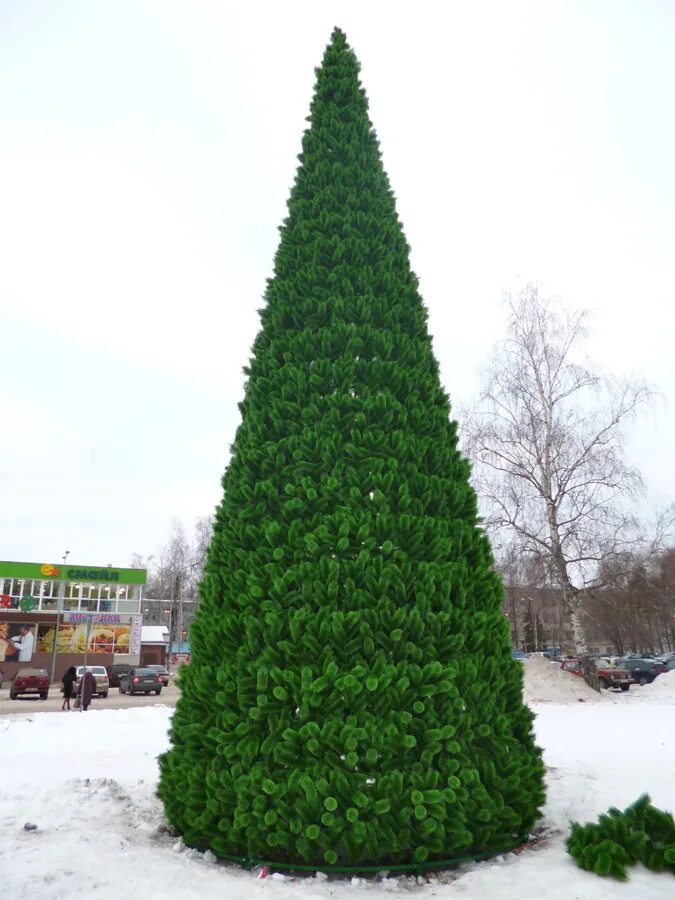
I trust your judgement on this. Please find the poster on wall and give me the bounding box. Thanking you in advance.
[169,653,190,667]
[36,621,132,655]
[0,621,36,662]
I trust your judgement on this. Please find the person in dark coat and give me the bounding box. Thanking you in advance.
[62,666,76,711]
[80,670,96,711]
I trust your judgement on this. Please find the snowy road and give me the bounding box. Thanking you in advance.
[0,682,180,716]
[1,676,674,899]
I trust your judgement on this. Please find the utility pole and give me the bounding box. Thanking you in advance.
[166,561,197,674]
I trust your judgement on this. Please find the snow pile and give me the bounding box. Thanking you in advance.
[522,654,600,704]
[3,698,675,899]
[644,669,675,701]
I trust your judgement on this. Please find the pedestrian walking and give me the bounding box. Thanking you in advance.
[62,666,76,711]
[79,669,95,711]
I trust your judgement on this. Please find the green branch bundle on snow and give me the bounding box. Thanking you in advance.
[567,794,675,880]
[158,27,545,869]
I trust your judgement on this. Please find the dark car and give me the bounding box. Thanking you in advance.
[10,668,50,700]
[119,667,163,696]
[616,659,668,685]
[107,663,134,688]
[147,665,170,686]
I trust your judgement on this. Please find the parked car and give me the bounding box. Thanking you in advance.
[561,657,631,690]
[146,665,170,686]
[10,668,50,700]
[106,663,134,688]
[616,659,668,686]
[75,665,109,698]
[511,649,529,663]
[119,667,163,696]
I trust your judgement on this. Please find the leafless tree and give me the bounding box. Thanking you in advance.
[463,285,658,655]
[131,515,214,649]
[497,540,548,649]
[192,514,214,590]
[585,544,675,654]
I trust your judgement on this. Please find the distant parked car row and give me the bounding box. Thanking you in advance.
[562,655,673,689]
[511,648,675,691]
[107,663,169,687]
[83,664,170,697]
[1,663,170,700]
[561,657,632,690]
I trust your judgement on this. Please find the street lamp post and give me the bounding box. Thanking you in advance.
[49,550,70,685]
[166,561,197,674]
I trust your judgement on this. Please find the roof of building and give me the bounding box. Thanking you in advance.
[141,625,169,645]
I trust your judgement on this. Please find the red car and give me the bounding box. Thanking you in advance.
[561,657,631,691]
[10,667,50,700]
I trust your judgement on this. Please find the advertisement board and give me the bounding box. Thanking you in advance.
[0,621,36,662]
[36,620,135,655]
[130,615,142,656]
[0,560,147,585]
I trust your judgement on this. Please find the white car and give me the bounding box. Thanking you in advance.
[75,665,109,698]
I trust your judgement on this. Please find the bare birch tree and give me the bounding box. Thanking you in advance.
[463,285,655,655]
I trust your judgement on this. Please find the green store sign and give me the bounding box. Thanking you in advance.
[0,560,147,585]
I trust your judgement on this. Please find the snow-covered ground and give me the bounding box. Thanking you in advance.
[1,670,674,899]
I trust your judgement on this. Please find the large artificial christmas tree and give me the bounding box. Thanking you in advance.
[159,28,545,869]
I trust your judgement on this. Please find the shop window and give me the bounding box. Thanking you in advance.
[63,582,79,610]
[99,584,114,612]
[40,579,60,610]
[41,593,57,611]
[120,584,141,612]
[11,581,25,609]
[117,598,138,613]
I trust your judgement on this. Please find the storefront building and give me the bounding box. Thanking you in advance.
[0,560,146,682]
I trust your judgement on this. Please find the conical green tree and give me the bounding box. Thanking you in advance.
[159,28,545,869]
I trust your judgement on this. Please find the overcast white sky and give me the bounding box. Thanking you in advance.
[1,0,674,568]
